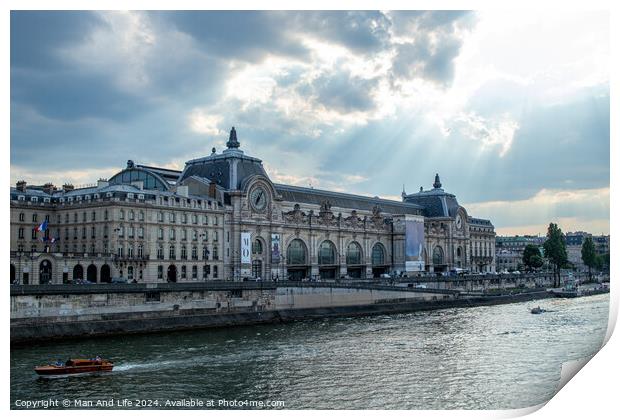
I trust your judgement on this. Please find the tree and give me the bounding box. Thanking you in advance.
[543,223,568,288]
[523,244,544,271]
[581,237,597,282]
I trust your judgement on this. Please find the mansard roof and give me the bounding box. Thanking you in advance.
[402,174,460,218]
[274,184,423,216]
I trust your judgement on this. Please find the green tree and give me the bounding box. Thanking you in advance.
[543,223,568,288]
[523,244,544,271]
[581,236,597,282]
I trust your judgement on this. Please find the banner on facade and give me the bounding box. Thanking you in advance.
[405,217,425,272]
[241,232,251,264]
[271,233,281,264]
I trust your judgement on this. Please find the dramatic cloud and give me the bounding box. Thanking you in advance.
[10,10,609,234]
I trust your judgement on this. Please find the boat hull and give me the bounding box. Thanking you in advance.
[35,360,113,376]
[552,289,609,298]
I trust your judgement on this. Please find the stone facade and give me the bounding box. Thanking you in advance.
[10,127,496,284]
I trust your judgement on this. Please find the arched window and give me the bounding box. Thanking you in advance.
[287,239,307,265]
[371,243,385,266]
[108,168,169,190]
[87,264,97,283]
[73,264,84,281]
[101,264,111,283]
[433,246,444,265]
[346,242,363,265]
[39,260,53,284]
[252,239,263,255]
[318,241,336,265]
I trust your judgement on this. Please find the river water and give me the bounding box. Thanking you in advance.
[11,294,610,410]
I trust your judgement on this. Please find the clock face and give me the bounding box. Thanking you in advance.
[249,186,268,212]
[456,215,462,229]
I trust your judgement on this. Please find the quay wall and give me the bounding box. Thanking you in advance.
[11,282,463,342]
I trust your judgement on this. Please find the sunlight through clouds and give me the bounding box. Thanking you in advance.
[10,11,609,234]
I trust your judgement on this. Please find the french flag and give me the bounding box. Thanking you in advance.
[35,220,48,232]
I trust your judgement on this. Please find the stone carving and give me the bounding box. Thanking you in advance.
[318,200,337,226]
[344,210,362,229]
[430,223,447,235]
[283,203,307,224]
[370,206,387,230]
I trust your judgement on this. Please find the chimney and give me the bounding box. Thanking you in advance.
[209,181,217,199]
[97,178,109,188]
[176,185,188,197]
[16,180,27,192]
[63,183,74,192]
[43,182,55,195]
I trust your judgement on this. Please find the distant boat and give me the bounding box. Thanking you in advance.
[35,358,113,376]
[531,306,545,314]
[551,287,609,299]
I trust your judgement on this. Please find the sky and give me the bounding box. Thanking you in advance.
[9,10,610,236]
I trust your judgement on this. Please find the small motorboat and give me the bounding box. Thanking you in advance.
[35,357,113,376]
[530,306,546,314]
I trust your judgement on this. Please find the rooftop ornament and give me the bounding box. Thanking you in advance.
[226,126,240,149]
[433,173,442,189]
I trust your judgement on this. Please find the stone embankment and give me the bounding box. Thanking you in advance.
[10,275,564,343]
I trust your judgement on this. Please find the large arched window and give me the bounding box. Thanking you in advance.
[108,168,169,190]
[371,243,386,266]
[433,246,444,265]
[287,239,307,265]
[346,242,363,265]
[318,241,337,265]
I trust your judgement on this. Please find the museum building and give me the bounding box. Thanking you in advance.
[10,128,496,284]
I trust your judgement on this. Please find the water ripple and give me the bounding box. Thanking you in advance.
[11,295,609,409]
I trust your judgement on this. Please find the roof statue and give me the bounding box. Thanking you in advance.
[226,126,240,149]
[433,173,442,189]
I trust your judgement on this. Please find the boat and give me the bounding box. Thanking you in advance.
[34,358,114,376]
[531,306,545,314]
[551,287,609,299]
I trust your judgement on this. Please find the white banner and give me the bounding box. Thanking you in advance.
[241,232,251,264]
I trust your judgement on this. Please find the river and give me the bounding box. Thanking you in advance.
[10,294,609,409]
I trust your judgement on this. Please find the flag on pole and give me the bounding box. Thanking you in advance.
[35,220,48,232]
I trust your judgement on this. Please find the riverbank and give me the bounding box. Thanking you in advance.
[11,282,554,344]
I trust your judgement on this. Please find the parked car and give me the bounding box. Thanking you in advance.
[111,277,128,284]
[75,278,92,284]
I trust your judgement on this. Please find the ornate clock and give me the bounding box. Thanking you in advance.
[249,186,268,212]
[456,215,462,229]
